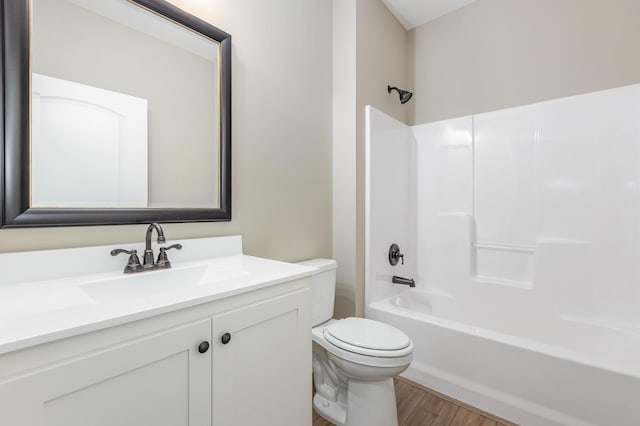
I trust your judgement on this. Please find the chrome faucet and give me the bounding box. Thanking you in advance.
[143,223,166,268]
[111,223,182,273]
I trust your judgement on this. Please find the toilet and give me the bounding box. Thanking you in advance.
[299,259,414,426]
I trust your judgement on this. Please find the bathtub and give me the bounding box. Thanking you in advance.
[368,290,640,426]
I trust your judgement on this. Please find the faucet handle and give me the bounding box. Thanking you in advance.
[388,244,405,266]
[156,244,183,269]
[111,248,143,273]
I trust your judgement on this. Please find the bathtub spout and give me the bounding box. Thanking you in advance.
[392,276,415,287]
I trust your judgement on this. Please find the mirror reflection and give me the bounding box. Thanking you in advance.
[31,0,221,209]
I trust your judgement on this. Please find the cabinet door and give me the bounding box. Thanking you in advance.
[212,289,311,426]
[0,319,211,426]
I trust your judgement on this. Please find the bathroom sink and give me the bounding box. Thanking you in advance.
[81,265,210,303]
[81,262,252,304]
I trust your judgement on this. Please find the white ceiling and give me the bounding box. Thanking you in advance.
[381,0,476,30]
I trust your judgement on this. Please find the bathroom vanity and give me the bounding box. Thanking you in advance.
[0,236,315,426]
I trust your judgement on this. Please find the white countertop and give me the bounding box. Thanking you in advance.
[0,236,318,355]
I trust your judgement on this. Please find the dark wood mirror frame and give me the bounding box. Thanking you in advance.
[0,0,231,228]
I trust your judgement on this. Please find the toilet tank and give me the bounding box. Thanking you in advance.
[297,258,337,327]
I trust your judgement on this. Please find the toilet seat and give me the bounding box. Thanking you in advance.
[324,318,413,358]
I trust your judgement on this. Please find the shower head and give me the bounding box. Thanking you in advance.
[387,85,413,104]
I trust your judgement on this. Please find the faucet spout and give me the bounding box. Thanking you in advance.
[392,275,415,288]
[144,223,166,267]
[111,223,178,274]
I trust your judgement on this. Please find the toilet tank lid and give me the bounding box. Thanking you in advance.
[296,258,337,273]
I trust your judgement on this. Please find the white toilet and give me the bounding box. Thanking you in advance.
[299,259,414,426]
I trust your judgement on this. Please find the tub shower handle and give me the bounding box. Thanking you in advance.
[392,275,415,287]
[389,244,404,265]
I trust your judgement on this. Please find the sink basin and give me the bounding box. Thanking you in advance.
[81,263,251,303]
[81,265,209,303]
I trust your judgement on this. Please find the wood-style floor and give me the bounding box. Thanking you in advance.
[312,377,514,426]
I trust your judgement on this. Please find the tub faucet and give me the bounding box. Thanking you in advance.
[143,223,166,269]
[392,275,415,287]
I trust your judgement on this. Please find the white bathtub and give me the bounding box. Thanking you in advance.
[368,290,640,426]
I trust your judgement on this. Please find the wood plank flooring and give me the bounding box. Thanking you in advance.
[312,377,514,426]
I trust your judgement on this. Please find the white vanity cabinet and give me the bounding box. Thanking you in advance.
[0,319,212,426]
[211,288,310,426]
[0,279,311,426]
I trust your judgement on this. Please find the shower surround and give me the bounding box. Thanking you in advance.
[364,84,640,426]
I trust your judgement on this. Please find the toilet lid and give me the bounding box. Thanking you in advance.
[325,318,412,355]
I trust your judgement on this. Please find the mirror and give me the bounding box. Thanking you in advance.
[1,0,231,227]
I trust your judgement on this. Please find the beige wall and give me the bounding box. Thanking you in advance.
[356,0,410,127]
[332,0,408,317]
[409,0,640,124]
[332,0,357,318]
[0,0,333,263]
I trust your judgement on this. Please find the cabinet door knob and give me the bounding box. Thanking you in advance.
[221,332,231,344]
[198,341,210,353]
